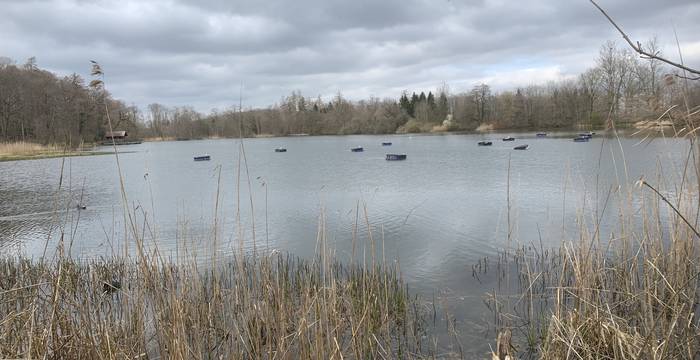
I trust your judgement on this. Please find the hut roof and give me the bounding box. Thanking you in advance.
[105,131,127,138]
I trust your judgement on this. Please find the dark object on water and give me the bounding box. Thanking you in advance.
[103,279,121,294]
[386,154,407,161]
[77,204,86,210]
[99,140,143,146]
[578,133,593,138]
[478,141,493,146]
[536,132,547,137]
[502,137,515,141]
[351,147,364,152]
[514,144,529,150]
[194,154,211,161]
[275,148,287,152]
[573,136,590,142]
[382,142,392,146]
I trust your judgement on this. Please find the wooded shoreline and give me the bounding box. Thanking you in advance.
[1,40,698,147]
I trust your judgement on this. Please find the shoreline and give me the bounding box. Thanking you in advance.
[0,150,113,162]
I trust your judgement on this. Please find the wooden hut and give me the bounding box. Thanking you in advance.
[104,131,127,140]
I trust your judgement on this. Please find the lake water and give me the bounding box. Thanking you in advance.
[0,132,693,356]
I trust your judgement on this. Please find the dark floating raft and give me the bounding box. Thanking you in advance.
[513,144,529,150]
[386,154,407,161]
[573,136,590,142]
[194,155,211,161]
[351,147,364,152]
[478,141,493,146]
[502,137,515,141]
[536,132,547,137]
[275,148,287,152]
[382,142,392,146]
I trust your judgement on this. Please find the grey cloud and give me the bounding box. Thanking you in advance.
[0,0,698,111]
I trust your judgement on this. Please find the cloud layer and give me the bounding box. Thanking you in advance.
[1,0,699,111]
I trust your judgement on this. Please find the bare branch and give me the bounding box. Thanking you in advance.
[676,74,700,81]
[589,0,700,77]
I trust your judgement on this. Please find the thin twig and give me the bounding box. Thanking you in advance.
[589,0,700,76]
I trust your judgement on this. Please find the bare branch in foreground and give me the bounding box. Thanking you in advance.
[589,0,700,77]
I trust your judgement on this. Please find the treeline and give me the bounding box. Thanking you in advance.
[0,57,139,145]
[1,40,698,144]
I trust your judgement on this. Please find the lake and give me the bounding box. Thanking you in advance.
[0,132,692,355]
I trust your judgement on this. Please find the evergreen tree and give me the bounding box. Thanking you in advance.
[399,92,411,115]
[409,92,419,117]
[427,91,436,110]
[437,92,449,122]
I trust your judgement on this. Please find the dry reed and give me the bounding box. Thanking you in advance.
[0,249,434,359]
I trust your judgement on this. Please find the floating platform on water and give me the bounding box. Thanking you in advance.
[351,147,364,152]
[99,140,143,146]
[478,141,493,146]
[386,154,407,161]
[573,136,590,142]
[536,132,547,137]
[382,142,392,146]
[275,148,287,152]
[194,155,211,161]
[514,144,529,150]
[502,137,515,141]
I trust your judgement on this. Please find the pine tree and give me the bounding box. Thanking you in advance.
[399,92,411,115]
[437,92,449,123]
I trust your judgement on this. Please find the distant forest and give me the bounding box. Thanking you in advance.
[0,40,698,145]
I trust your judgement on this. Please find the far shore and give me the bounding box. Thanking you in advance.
[0,123,667,162]
[0,142,113,162]
[135,126,655,143]
[0,150,113,162]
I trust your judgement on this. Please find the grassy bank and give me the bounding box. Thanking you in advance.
[0,142,110,162]
[0,252,434,359]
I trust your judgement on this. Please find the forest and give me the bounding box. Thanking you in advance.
[1,39,698,145]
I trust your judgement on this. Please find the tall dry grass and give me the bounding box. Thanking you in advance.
[0,250,431,359]
[486,103,700,359]
[0,141,59,156]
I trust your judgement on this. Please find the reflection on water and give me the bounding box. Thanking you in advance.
[0,133,692,355]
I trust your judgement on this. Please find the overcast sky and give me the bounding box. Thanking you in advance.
[1,0,699,112]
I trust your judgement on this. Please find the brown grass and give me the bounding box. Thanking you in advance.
[486,144,700,359]
[0,141,103,161]
[0,141,59,155]
[0,248,434,359]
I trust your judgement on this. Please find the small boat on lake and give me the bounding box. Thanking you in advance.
[478,141,493,146]
[514,144,529,150]
[573,136,590,142]
[194,154,211,161]
[275,148,287,152]
[578,133,593,138]
[386,154,407,161]
[382,142,392,146]
[502,137,515,141]
[351,147,364,152]
[536,132,547,137]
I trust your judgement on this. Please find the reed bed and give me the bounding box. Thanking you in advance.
[0,250,433,359]
[0,141,100,161]
[0,141,58,155]
[486,175,700,359]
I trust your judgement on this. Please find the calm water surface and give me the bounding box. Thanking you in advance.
[0,132,692,355]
